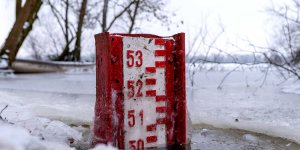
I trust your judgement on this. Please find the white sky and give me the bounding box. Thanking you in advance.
[0,1,15,45]
[0,0,284,54]
[142,0,276,53]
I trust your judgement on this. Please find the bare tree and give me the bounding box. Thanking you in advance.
[72,0,87,61]
[42,0,170,61]
[98,0,136,32]
[84,0,170,34]
[127,0,140,33]
[186,19,269,88]
[125,0,170,33]
[266,0,300,63]
[16,0,22,18]
[0,0,42,67]
[47,0,76,61]
[48,0,88,61]
[186,21,226,87]
[262,0,300,79]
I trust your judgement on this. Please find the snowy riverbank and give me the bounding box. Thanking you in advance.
[186,66,300,144]
[0,64,299,149]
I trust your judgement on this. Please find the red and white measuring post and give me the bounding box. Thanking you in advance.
[93,32,186,149]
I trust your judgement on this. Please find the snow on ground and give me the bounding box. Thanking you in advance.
[0,73,95,125]
[0,88,117,150]
[282,83,300,95]
[0,64,299,149]
[0,123,74,150]
[0,58,8,68]
[89,144,118,150]
[186,64,300,144]
[0,91,81,149]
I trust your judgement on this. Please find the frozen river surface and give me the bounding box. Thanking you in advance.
[0,68,300,149]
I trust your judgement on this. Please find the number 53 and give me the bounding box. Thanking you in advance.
[127,50,143,67]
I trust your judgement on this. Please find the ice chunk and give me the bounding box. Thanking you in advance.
[0,91,82,147]
[90,144,118,150]
[242,134,259,144]
[282,84,300,95]
[0,124,74,150]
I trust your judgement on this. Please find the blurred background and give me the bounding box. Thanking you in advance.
[0,0,300,150]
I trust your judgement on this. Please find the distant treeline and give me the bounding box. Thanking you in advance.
[187,53,266,64]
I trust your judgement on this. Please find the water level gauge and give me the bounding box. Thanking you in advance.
[93,32,186,149]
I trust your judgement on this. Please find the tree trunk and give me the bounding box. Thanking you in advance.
[102,0,109,32]
[128,0,140,34]
[55,0,71,61]
[0,0,42,67]
[72,0,87,61]
[16,0,22,18]
[16,0,42,60]
[292,49,300,64]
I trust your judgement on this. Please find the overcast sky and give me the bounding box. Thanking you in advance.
[0,1,15,44]
[144,0,276,52]
[0,0,283,54]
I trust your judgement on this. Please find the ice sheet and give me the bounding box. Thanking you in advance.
[0,65,299,148]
